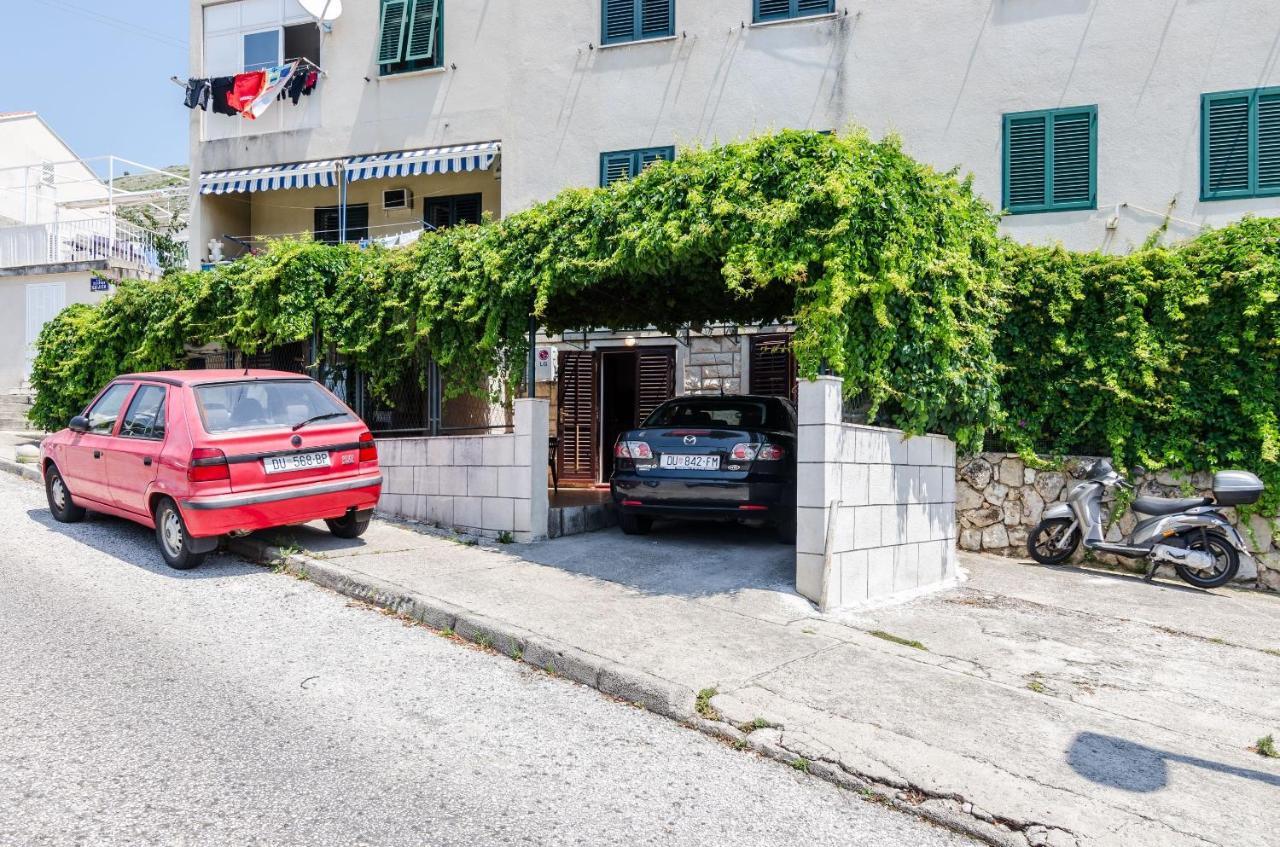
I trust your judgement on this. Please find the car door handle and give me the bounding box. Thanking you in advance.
[143,456,153,466]
[93,450,101,459]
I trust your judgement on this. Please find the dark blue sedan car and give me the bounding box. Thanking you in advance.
[609,395,797,541]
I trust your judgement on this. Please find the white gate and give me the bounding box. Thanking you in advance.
[24,281,66,380]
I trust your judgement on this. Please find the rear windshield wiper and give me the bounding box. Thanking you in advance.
[292,412,346,431]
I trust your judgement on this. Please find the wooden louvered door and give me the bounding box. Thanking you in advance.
[635,348,676,425]
[557,350,598,483]
[749,334,797,402]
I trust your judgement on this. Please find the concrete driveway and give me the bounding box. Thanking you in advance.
[219,512,1280,846]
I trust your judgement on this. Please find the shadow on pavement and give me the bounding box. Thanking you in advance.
[25,507,263,580]
[519,519,799,601]
[1067,731,1280,792]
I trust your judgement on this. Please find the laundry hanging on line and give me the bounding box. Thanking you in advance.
[183,62,318,119]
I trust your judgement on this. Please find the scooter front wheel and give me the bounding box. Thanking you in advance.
[1175,531,1239,589]
[1028,518,1079,565]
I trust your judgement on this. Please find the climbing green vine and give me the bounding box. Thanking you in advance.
[996,217,1280,518]
[30,129,1004,449]
[30,128,1280,519]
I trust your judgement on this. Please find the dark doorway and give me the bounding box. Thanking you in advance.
[600,351,639,480]
[556,346,675,484]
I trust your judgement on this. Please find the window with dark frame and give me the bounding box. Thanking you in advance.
[378,0,443,76]
[283,22,321,67]
[424,193,483,229]
[313,204,370,244]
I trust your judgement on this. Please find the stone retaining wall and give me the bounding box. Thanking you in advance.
[956,453,1279,590]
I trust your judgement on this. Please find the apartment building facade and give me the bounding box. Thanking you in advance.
[188,0,1280,482]
[0,113,185,394]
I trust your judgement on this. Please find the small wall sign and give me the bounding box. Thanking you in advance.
[90,276,110,292]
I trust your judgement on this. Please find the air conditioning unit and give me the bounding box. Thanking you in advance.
[382,187,413,211]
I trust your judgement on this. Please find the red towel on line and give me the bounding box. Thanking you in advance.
[226,71,268,115]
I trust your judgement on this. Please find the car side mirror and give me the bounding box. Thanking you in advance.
[68,415,89,433]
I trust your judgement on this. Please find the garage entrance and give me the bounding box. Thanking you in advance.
[555,346,675,484]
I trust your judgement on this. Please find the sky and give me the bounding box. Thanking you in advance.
[0,0,190,173]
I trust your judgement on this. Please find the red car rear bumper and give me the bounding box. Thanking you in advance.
[178,473,383,537]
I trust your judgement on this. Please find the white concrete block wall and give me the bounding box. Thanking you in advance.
[795,376,958,609]
[375,398,549,542]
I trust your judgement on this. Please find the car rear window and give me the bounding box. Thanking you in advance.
[194,379,353,433]
[643,399,793,430]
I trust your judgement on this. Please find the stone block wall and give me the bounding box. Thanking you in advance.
[956,453,1279,591]
[376,398,549,543]
[683,335,743,395]
[796,376,959,609]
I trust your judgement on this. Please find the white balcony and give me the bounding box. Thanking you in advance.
[0,216,185,274]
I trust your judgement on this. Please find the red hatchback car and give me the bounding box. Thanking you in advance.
[40,370,382,570]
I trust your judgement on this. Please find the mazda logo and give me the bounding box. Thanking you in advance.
[683,435,697,445]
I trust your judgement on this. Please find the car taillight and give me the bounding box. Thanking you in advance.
[358,431,378,463]
[187,447,229,482]
[730,444,758,461]
[615,440,652,459]
[757,443,785,461]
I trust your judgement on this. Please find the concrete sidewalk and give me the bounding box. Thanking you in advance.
[232,517,1279,847]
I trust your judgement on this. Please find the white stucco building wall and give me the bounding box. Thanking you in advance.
[190,0,1280,257]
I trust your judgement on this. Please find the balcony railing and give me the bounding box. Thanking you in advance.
[0,216,186,273]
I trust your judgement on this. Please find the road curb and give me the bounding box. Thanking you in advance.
[0,456,41,483]
[225,536,699,722]
[225,534,1047,846]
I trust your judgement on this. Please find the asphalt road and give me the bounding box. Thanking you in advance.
[0,473,971,847]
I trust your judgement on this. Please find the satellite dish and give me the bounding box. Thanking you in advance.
[299,0,343,22]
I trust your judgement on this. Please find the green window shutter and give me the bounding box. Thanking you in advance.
[1051,110,1094,206]
[1005,115,1048,211]
[377,0,409,65]
[641,0,673,38]
[1204,94,1252,197]
[796,0,834,14]
[601,147,674,186]
[404,0,440,61]
[603,0,636,43]
[756,0,791,21]
[640,146,674,167]
[601,152,636,186]
[1256,93,1280,192]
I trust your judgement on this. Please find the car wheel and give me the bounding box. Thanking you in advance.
[45,464,86,523]
[619,512,652,535]
[154,498,207,571]
[325,511,371,539]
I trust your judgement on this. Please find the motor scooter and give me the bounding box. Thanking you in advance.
[1027,459,1263,588]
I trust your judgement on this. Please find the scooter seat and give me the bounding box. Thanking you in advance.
[1132,496,1212,516]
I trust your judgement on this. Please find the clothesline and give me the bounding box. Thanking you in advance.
[168,55,328,87]
[180,60,321,120]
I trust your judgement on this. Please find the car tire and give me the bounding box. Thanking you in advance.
[326,511,371,539]
[45,464,86,523]
[154,497,207,571]
[619,512,652,535]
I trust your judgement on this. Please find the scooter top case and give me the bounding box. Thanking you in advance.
[1212,471,1264,507]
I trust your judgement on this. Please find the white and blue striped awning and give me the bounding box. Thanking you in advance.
[199,160,340,195]
[346,142,501,183]
[199,141,501,195]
